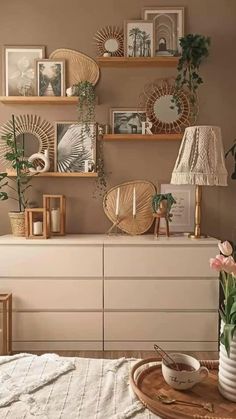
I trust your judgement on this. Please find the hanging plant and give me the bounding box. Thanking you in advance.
[174,34,210,115]
[225,140,236,180]
[72,80,96,131]
[93,134,108,198]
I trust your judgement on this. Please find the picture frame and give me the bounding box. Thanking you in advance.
[124,20,154,57]
[110,108,147,134]
[142,7,184,56]
[55,122,96,173]
[160,184,195,232]
[3,45,45,96]
[35,59,65,97]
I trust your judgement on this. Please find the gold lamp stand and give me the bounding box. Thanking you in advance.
[189,185,207,239]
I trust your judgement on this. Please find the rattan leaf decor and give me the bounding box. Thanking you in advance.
[103,180,156,235]
[49,48,100,87]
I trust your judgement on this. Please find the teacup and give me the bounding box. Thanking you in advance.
[162,353,209,390]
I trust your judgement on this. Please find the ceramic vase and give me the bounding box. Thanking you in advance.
[218,325,236,402]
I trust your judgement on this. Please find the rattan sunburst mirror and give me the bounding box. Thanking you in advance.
[139,78,197,134]
[0,114,54,170]
[94,26,124,57]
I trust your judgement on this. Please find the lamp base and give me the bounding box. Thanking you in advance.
[188,233,208,239]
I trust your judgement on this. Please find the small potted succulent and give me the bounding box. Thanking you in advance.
[152,193,176,220]
[0,115,32,236]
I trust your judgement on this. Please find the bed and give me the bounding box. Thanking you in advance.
[0,353,158,418]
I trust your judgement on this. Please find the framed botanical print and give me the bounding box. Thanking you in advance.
[55,122,96,173]
[124,20,154,57]
[110,108,147,134]
[3,45,45,96]
[160,184,195,232]
[35,59,65,97]
[142,7,184,56]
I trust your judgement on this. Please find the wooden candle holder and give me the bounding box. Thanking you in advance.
[25,208,50,239]
[43,194,66,236]
[0,293,12,355]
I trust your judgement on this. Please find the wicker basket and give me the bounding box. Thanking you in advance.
[8,212,25,237]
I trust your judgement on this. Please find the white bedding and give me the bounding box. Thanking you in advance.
[0,353,159,419]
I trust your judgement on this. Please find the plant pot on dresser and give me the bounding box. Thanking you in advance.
[0,234,219,352]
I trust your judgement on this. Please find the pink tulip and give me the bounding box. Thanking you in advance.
[218,241,233,256]
[223,256,236,274]
[210,257,224,272]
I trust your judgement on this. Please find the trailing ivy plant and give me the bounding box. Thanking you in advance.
[0,115,32,212]
[73,81,96,131]
[174,34,211,116]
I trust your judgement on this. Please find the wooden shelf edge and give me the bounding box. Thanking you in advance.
[103,134,183,141]
[0,96,79,105]
[97,56,179,67]
[6,171,98,178]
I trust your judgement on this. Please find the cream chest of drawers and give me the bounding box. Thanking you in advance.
[0,234,219,352]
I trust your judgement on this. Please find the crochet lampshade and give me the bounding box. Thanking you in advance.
[171,125,228,186]
[171,125,228,237]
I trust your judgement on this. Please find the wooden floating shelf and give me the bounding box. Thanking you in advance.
[97,56,179,67]
[6,171,98,178]
[103,134,183,141]
[0,96,79,105]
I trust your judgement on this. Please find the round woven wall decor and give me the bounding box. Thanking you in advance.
[103,180,156,235]
[94,26,124,57]
[139,78,197,134]
[0,114,54,169]
[49,48,100,87]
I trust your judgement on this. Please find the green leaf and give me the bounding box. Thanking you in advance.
[0,172,8,181]
[223,324,236,357]
[0,191,8,201]
[230,301,236,321]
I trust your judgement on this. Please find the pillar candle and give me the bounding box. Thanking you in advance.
[51,208,60,233]
[33,221,43,235]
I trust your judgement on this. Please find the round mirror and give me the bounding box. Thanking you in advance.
[104,38,119,53]
[153,95,179,123]
[17,133,40,158]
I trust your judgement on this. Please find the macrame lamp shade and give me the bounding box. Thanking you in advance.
[171,125,228,238]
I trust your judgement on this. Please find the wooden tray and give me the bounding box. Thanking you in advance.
[130,358,236,419]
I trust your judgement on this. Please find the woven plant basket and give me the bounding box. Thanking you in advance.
[8,212,25,237]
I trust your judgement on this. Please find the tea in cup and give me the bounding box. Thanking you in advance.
[162,353,209,390]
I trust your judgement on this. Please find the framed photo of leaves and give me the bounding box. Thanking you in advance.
[35,59,65,97]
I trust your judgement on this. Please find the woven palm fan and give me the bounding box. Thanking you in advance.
[49,49,100,87]
[103,180,156,235]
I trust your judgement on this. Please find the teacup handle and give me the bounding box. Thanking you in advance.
[197,366,209,382]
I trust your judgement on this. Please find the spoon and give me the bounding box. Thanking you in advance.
[154,344,180,370]
[156,393,214,413]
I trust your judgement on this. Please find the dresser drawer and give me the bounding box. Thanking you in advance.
[13,312,103,341]
[104,278,219,310]
[0,244,102,277]
[104,312,218,341]
[0,278,103,310]
[104,245,216,277]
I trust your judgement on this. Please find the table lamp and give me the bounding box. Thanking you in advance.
[171,125,228,238]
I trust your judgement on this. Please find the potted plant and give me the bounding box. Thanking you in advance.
[152,193,176,220]
[210,241,236,401]
[0,115,32,236]
[174,34,210,116]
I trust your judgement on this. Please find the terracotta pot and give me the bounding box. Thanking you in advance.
[8,211,25,237]
[218,324,236,402]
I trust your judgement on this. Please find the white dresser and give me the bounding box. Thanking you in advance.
[0,234,219,352]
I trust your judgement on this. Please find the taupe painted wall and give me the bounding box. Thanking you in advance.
[0,0,235,239]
